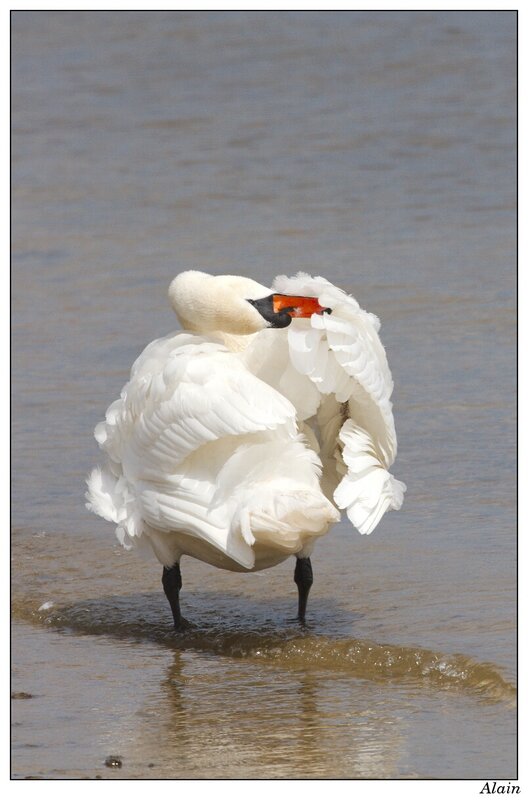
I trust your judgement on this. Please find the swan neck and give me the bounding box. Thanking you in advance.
[216,331,258,352]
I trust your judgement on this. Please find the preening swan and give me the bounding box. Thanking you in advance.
[86,271,405,628]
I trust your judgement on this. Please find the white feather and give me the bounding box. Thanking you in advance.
[333,420,406,535]
[87,271,405,571]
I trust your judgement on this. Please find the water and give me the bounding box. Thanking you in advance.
[11,11,516,779]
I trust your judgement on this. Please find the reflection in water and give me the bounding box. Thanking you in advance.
[136,649,407,778]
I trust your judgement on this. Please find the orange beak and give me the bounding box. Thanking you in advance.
[272,294,331,318]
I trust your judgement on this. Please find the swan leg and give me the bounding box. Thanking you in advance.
[162,562,191,631]
[294,557,313,624]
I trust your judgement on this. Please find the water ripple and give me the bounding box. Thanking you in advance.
[13,596,516,705]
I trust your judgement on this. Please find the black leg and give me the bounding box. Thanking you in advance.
[162,563,191,631]
[294,557,313,624]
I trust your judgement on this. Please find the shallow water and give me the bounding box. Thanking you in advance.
[11,11,516,779]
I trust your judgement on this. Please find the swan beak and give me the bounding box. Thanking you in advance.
[272,294,332,318]
[247,294,331,328]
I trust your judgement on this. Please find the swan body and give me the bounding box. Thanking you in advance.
[86,271,405,624]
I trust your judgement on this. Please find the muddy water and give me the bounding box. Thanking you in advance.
[11,11,516,778]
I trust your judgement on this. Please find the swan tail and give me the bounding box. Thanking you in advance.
[237,488,340,553]
[217,437,341,554]
[333,420,406,535]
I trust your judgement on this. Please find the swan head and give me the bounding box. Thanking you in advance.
[169,271,331,335]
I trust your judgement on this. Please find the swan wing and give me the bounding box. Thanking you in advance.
[96,332,296,471]
[87,332,336,568]
[269,273,406,534]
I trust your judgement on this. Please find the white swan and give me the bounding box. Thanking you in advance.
[86,271,405,627]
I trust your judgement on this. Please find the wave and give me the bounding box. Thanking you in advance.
[12,594,516,705]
